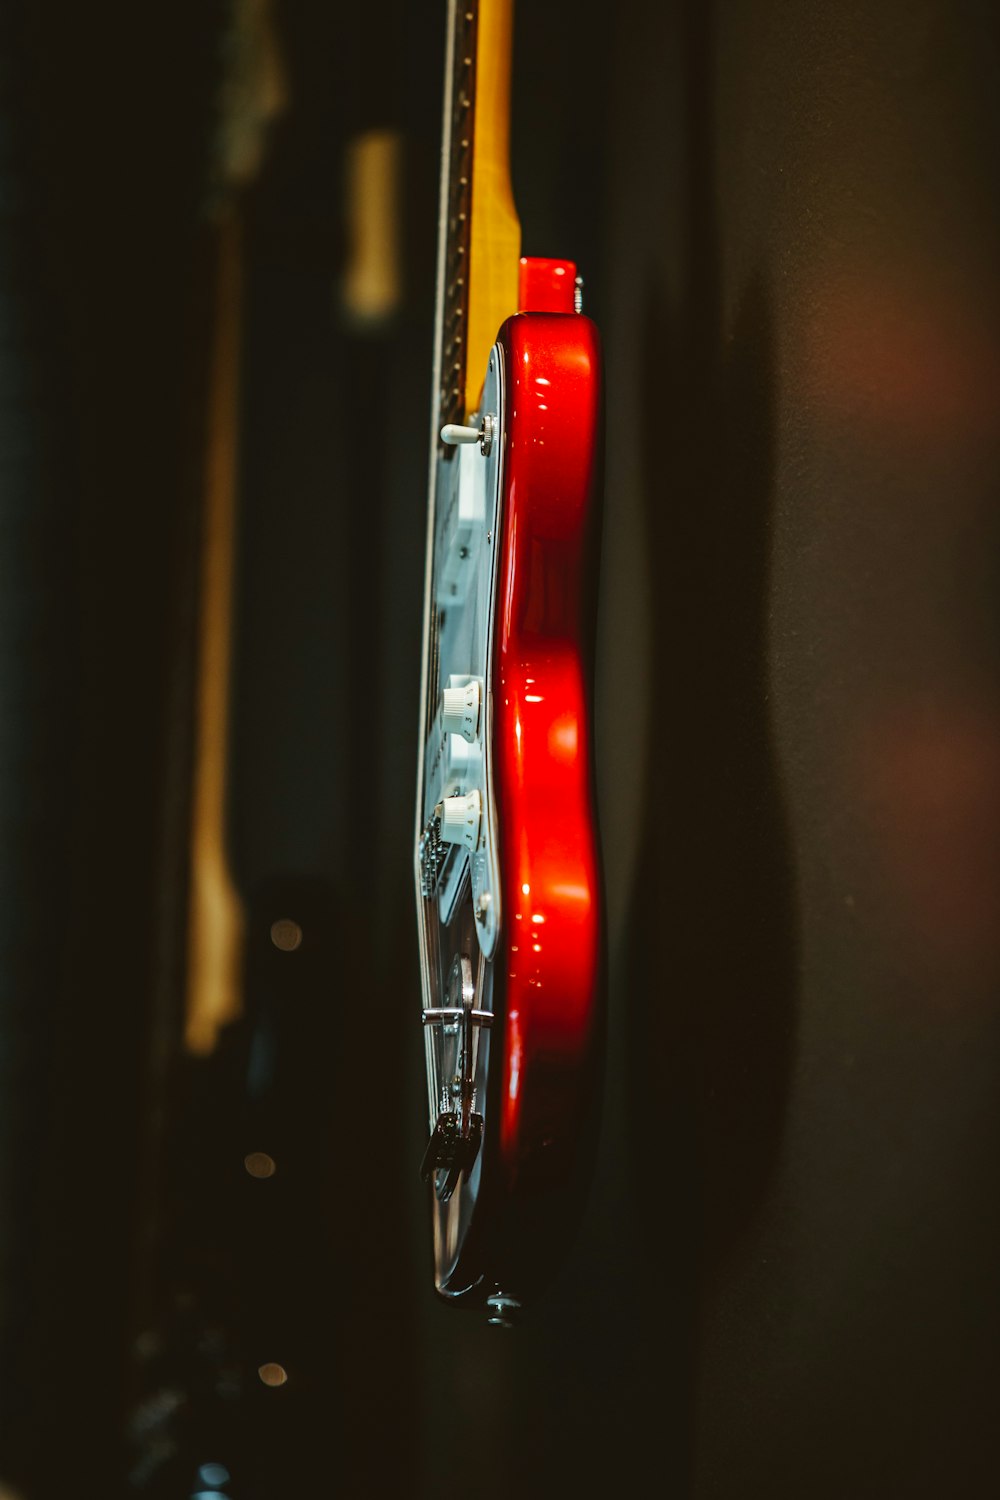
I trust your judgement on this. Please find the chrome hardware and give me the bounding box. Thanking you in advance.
[422,1007,494,1026]
[420,954,493,1201]
[486,1292,521,1329]
[574,275,584,313]
[420,1112,482,1201]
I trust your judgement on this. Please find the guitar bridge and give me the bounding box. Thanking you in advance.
[421,954,493,1200]
[420,1112,484,1202]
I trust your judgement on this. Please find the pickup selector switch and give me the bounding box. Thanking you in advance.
[442,681,481,743]
[439,790,481,852]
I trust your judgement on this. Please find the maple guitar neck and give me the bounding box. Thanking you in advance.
[435,0,521,436]
[421,0,521,737]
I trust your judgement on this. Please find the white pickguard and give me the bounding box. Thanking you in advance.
[417,346,505,972]
[414,345,507,1289]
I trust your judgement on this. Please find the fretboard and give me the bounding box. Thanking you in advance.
[437,2,479,440]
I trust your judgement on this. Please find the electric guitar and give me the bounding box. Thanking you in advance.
[415,0,603,1322]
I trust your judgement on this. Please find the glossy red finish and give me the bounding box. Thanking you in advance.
[518,256,578,315]
[493,311,602,1195]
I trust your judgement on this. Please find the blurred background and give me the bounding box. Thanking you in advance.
[1,1,998,1495]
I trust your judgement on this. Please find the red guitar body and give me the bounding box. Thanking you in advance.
[493,311,603,1201]
[417,279,603,1315]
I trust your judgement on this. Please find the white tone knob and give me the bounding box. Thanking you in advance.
[442,681,481,743]
[440,790,481,852]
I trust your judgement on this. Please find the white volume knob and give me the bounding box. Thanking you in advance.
[440,790,482,852]
[442,681,481,743]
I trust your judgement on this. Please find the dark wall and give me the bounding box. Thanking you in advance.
[598,2,1000,1493]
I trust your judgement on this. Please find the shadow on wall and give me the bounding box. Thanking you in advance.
[625,0,798,1290]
